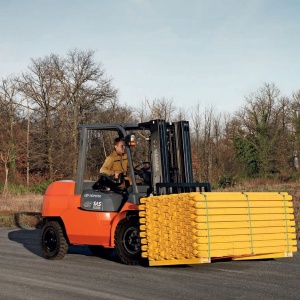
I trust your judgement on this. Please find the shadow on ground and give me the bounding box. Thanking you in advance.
[7,227,122,263]
[8,228,42,257]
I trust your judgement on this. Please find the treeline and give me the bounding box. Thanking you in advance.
[1,49,300,193]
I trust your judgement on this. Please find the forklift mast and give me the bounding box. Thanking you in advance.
[140,120,210,195]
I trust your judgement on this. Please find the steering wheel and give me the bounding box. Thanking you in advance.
[134,162,150,175]
[92,173,124,190]
[133,162,151,185]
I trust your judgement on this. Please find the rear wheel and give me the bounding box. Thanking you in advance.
[41,221,68,259]
[114,216,141,265]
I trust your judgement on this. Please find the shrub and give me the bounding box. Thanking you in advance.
[29,180,53,194]
[0,183,30,195]
[217,176,235,188]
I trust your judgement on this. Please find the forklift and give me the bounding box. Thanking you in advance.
[40,119,210,265]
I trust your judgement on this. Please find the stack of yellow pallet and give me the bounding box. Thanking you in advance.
[139,192,297,266]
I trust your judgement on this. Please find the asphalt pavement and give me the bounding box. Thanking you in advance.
[0,227,299,300]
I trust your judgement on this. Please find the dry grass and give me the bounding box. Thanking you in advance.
[0,194,43,212]
[0,194,43,228]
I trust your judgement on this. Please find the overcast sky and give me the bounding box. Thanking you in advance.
[1,0,299,113]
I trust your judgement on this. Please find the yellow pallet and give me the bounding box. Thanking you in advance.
[192,214,295,223]
[191,220,296,230]
[193,239,297,251]
[194,232,295,243]
[139,192,297,266]
[190,192,292,202]
[232,252,294,260]
[193,207,294,215]
[192,200,293,209]
[195,246,298,258]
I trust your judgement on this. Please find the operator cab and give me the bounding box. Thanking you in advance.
[76,120,210,213]
[77,126,151,212]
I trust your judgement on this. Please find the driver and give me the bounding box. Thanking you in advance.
[100,137,147,187]
[100,137,129,181]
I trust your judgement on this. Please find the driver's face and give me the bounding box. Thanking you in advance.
[115,141,126,155]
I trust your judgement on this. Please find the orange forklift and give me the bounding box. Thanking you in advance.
[40,120,210,265]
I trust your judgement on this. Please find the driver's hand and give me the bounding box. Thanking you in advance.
[112,171,119,179]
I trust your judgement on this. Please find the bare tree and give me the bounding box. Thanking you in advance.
[276,96,293,173]
[137,97,177,122]
[0,150,10,195]
[0,77,20,182]
[191,103,202,181]
[0,98,9,192]
[17,54,62,179]
[54,49,118,176]
[191,104,215,182]
[290,90,300,170]
[190,102,236,186]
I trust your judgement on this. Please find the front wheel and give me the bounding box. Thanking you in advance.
[114,216,141,265]
[40,221,68,259]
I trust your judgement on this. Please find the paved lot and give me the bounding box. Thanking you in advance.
[0,227,299,300]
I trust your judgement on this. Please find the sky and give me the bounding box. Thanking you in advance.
[0,0,300,113]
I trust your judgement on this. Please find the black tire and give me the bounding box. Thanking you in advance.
[40,221,68,259]
[88,245,114,258]
[114,216,141,265]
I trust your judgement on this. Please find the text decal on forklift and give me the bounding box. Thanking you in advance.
[92,201,103,210]
[83,200,103,211]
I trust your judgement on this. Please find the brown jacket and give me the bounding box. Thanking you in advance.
[100,151,129,176]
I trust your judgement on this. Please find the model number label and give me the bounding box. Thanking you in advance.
[93,201,103,210]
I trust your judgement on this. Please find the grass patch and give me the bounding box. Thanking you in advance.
[0,194,43,212]
[0,215,15,227]
[0,181,53,195]
[0,194,43,228]
[0,212,42,228]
